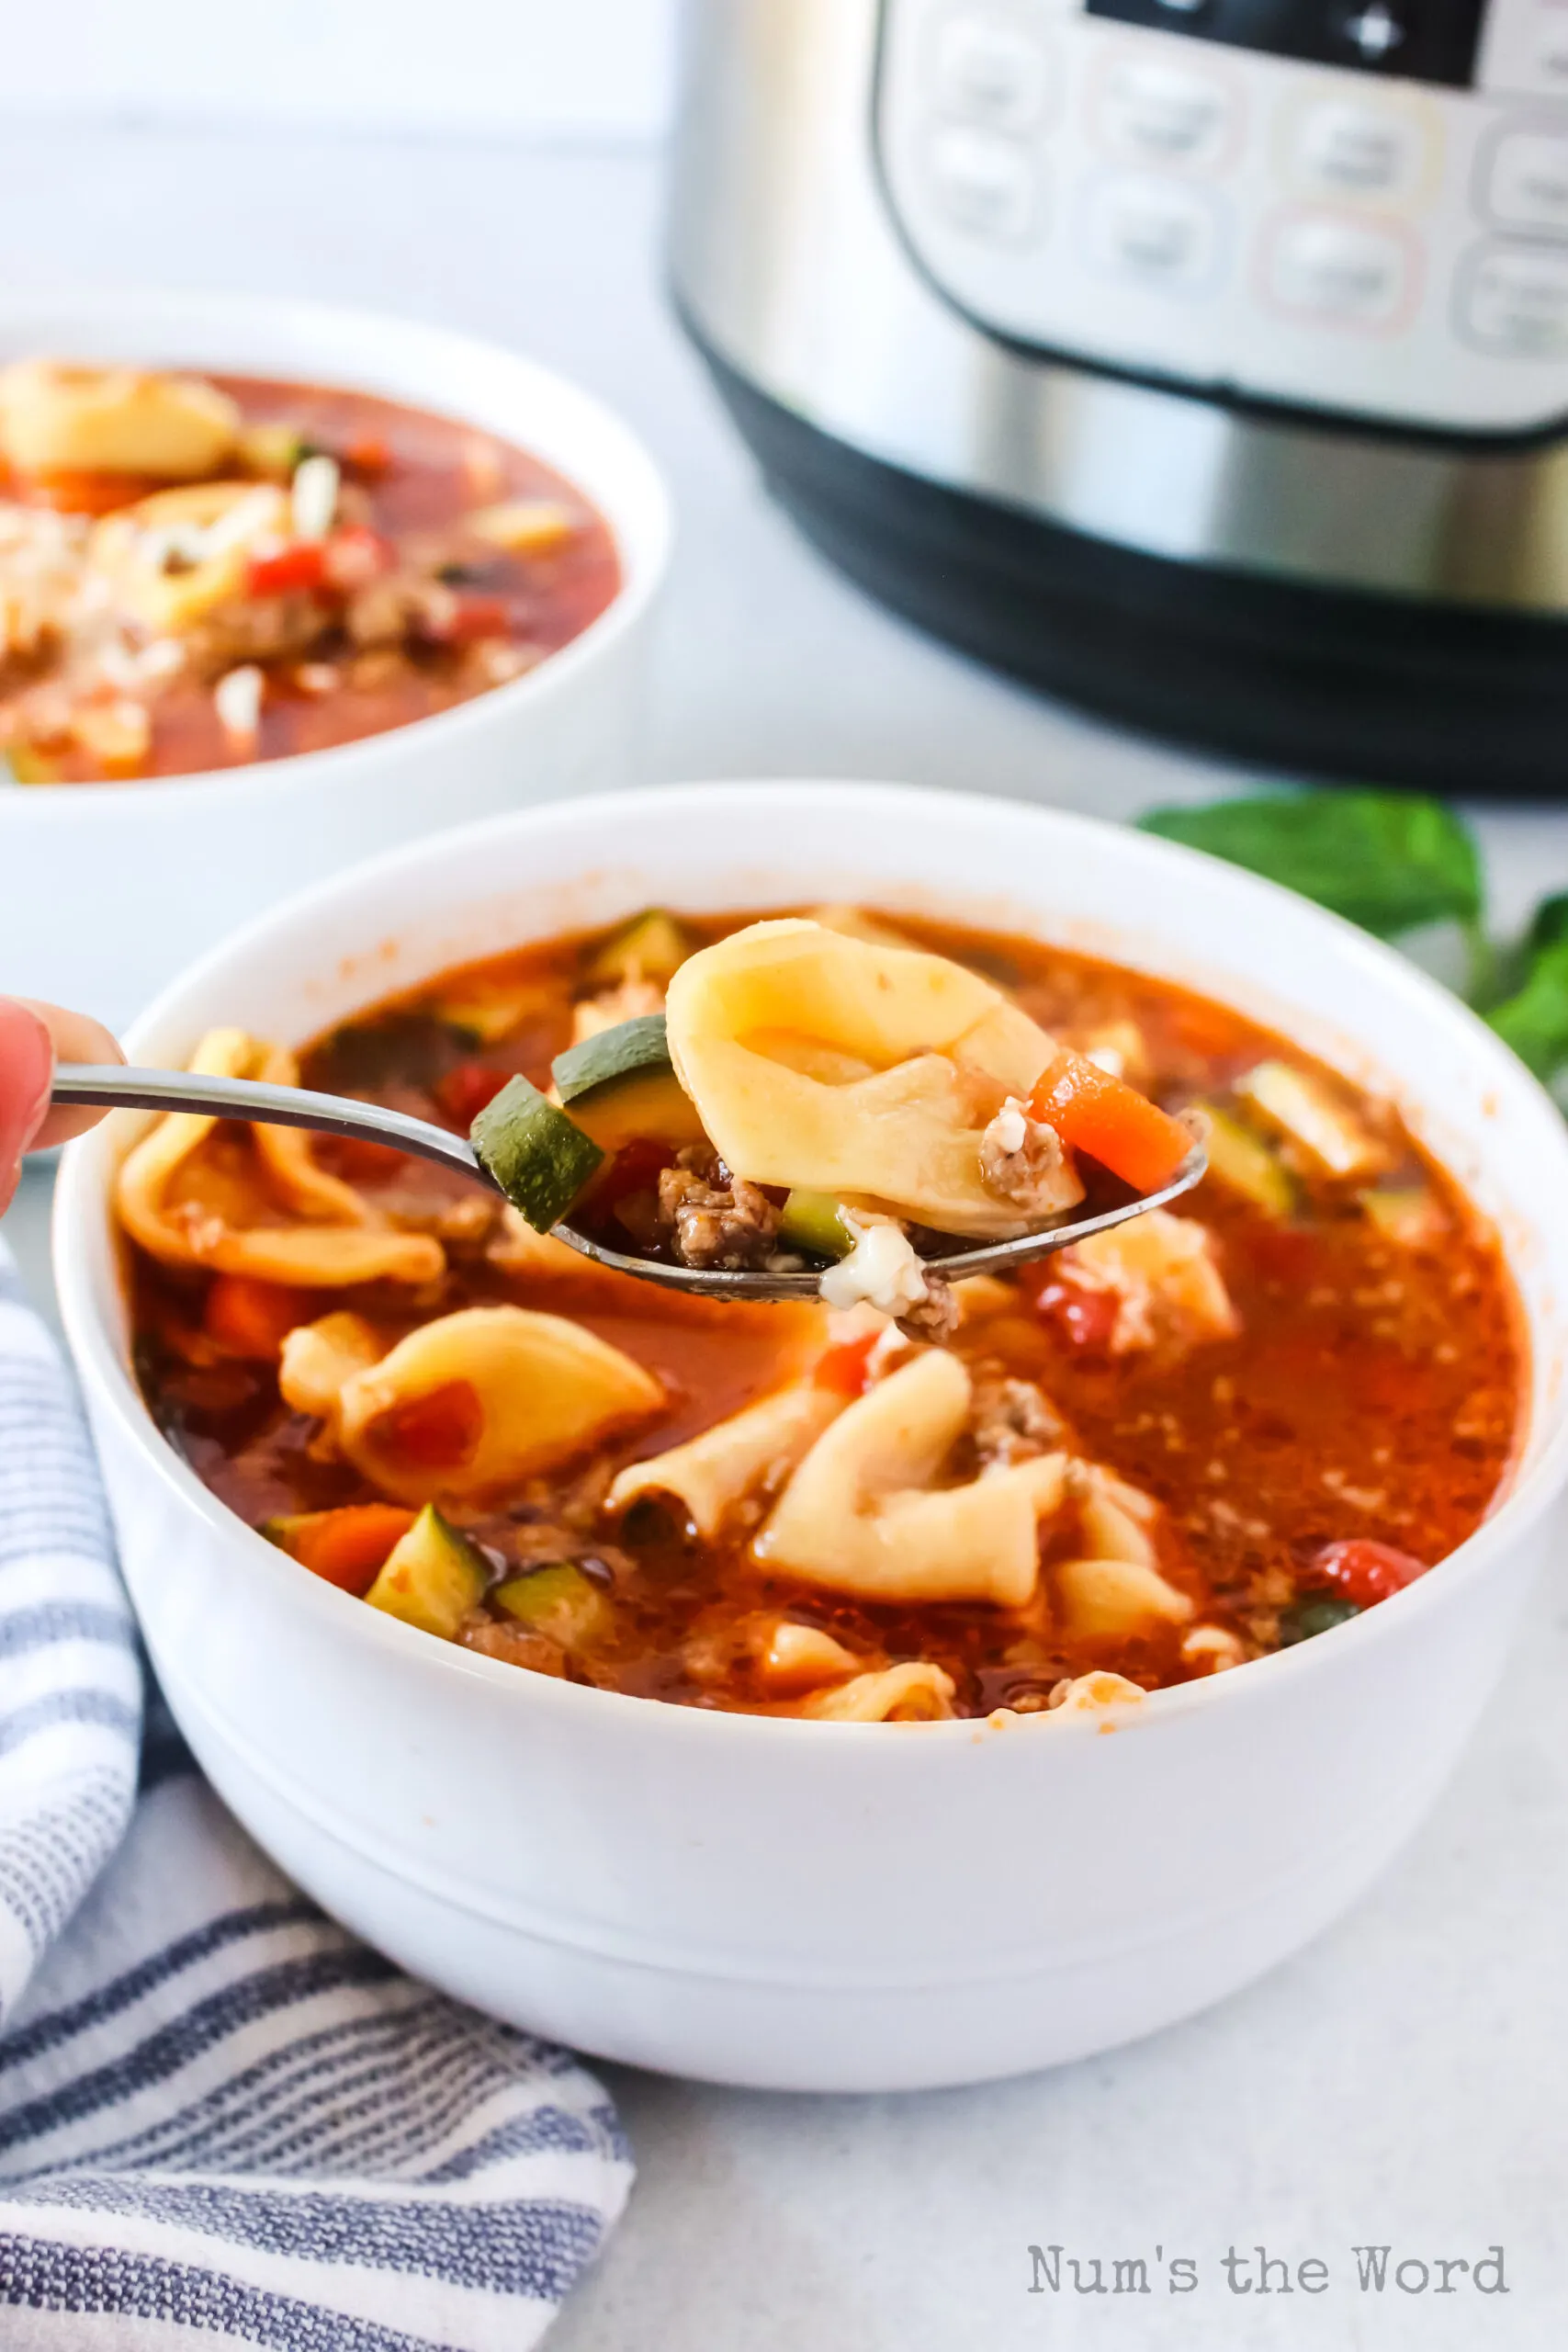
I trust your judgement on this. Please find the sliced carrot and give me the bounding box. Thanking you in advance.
[344,432,391,476]
[19,467,166,515]
[370,1379,484,1471]
[267,1504,417,1594]
[204,1274,315,1360]
[1028,1052,1191,1193]
[814,1333,878,1396]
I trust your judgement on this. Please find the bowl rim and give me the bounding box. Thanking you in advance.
[0,281,672,815]
[52,776,1568,1747]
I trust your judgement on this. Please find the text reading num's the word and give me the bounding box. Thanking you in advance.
[1026,2245,1510,2297]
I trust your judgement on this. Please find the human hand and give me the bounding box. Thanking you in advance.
[0,998,123,1217]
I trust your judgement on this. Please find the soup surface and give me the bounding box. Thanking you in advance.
[122,907,1524,1721]
[0,360,619,782]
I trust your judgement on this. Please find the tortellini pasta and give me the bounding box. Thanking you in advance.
[0,358,241,478]
[91,480,290,634]
[326,1305,664,1505]
[1062,1209,1236,1354]
[1053,1463,1193,1639]
[278,1312,387,1420]
[761,1621,863,1693]
[755,1349,1066,1607]
[798,1662,957,1722]
[115,1028,444,1288]
[663,919,1082,1238]
[1054,1556,1194,1641]
[607,1384,846,1537]
[1050,1671,1146,1713]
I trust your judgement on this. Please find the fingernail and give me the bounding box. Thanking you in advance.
[0,998,54,1192]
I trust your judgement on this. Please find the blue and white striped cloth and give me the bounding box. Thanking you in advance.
[0,1241,632,2347]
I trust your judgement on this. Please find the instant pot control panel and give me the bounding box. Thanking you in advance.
[876,0,1568,432]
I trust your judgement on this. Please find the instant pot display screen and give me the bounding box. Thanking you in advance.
[876,0,1568,435]
[1086,0,1485,90]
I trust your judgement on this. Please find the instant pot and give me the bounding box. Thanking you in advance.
[670,0,1568,791]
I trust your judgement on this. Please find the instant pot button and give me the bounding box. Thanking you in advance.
[928,126,1043,241]
[1485,128,1568,239]
[1293,102,1421,200]
[1099,55,1235,169]
[1264,213,1412,328]
[1088,174,1222,291]
[931,13,1055,133]
[1460,242,1568,356]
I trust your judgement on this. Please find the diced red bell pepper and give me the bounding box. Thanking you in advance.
[1022,1266,1120,1354]
[436,1061,510,1128]
[245,540,329,598]
[814,1333,879,1396]
[372,1379,484,1471]
[1309,1539,1429,1608]
[317,1132,408,1182]
[590,1136,674,1211]
[443,591,513,644]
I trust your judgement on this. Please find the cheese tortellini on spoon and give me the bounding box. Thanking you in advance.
[663,919,1084,1239]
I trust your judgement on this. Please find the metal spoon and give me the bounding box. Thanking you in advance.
[52,1063,1208,1304]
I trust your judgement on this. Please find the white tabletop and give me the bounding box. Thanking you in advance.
[4,121,1566,2348]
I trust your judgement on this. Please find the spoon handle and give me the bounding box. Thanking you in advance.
[51,1063,1208,1305]
[51,1063,488,1189]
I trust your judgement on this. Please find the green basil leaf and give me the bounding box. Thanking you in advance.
[1526,891,1568,956]
[1138,792,1483,940]
[1487,936,1568,1081]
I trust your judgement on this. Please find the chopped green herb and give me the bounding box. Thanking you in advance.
[1526,892,1568,956]
[494,1561,614,1650]
[1486,935,1568,1083]
[1139,791,1483,944]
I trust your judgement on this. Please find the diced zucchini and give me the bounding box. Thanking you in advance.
[551,1013,706,1153]
[1200,1105,1294,1216]
[1359,1186,1442,1247]
[778,1189,855,1260]
[260,1512,310,1552]
[1277,1593,1360,1646]
[365,1503,487,1639]
[1235,1059,1389,1181]
[470,1074,604,1231]
[583,909,694,988]
[493,1561,614,1650]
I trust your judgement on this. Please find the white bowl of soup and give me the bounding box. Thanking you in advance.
[52,781,1568,2091]
[0,287,670,1026]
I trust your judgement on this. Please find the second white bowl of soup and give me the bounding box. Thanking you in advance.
[0,287,670,1025]
[52,782,1568,2090]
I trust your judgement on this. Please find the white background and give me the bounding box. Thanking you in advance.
[0,0,679,137]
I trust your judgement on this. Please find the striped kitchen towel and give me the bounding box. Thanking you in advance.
[0,1241,632,2348]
